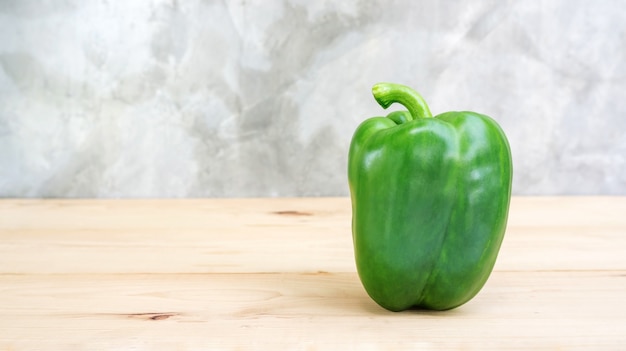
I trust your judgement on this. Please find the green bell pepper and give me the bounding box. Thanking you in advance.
[348,82,512,311]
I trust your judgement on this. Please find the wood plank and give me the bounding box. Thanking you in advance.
[0,198,354,274]
[1,271,624,350]
[1,197,625,274]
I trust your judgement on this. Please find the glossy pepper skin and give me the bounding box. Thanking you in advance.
[348,83,512,311]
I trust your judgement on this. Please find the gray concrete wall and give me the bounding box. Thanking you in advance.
[1,0,625,197]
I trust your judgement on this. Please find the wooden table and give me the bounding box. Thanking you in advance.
[1,197,625,350]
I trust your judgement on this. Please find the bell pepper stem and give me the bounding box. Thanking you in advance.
[372,82,433,119]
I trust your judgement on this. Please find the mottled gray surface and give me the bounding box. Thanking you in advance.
[1,0,625,197]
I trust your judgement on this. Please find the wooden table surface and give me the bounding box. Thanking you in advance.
[1,197,625,350]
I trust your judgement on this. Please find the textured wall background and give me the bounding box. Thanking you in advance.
[1,0,625,197]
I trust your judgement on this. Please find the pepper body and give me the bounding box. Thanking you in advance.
[348,83,512,311]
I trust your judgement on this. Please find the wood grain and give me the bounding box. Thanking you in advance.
[1,197,625,349]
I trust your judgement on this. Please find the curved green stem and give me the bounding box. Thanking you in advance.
[372,82,432,119]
